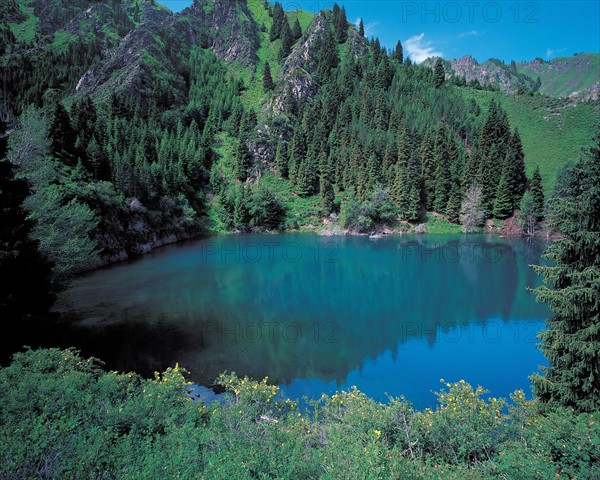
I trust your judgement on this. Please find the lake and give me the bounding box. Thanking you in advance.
[27,234,552,407]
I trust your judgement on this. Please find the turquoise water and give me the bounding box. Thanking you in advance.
[53,234,551,407]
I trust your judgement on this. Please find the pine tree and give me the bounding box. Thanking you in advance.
[278,18,294,60]
[291,17,302,39]
[394,41,403,63]
[446,183,462,223]
[433,125,451,212]
[263,62,274,92]
[275,138,288,178]
[530,165,545,220]
[0,158,54,319]
[493,172,513,218]
[49,102,77,165]
[320,172,335,214]
[233,186,249,230]
[433,58,445,88]
[270,2,284,41]
[358,18,365,37]
[530,139,600,412]
[333,4,348,43]
[505,128,527,204]
[234,139,250,182]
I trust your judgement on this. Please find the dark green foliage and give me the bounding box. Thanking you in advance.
[433,58,445,88]
[278,17,294,60]
[49,102,77,165]
[358,18,365,37]
[531,138,600,412]
[433,125,451,213]
[291,18,302,40]
[320,172,335,214]
[234,138,251,182]
[0,158,54,319]
[493,173,514,218]
[332,3,348,43]
[250,184,287,230]
[263,61,274,92]
[394,41,403,63]
[446,183,462,223]
[315,26,338,83]
[269,2,285,41]
[530,165,545,220]
[274,138,288,178]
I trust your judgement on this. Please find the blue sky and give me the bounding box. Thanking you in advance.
[161,1,600,63]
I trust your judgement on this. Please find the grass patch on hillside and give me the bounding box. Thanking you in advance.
[421,212,464,234]
[460,88,597,191]
[517,53,600,98]
[9,0,38,44]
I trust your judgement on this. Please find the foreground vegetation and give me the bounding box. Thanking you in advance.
[1,348,598,479]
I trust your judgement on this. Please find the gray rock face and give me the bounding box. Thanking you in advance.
[75,0,259,108]
[190,0,259,66]
[266,12,366,116]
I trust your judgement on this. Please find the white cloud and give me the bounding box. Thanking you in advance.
[353,17,379,36]
[404,33,443,63]
[546,47,566,58]
[458,30,478,39]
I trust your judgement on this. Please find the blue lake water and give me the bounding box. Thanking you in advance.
[51,233,550,407]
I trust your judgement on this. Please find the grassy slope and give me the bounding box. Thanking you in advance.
[460,88,597,192]
[517,53,600,98]
[9,0,38,43]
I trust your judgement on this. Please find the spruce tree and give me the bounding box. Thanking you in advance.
[433,58,445,88]
[275,138,288,178]
[505,128,527,203]
[446,183,462,223]
[530,165,545,221]
[263,62,274,92]
[394,41,403,63]
[49,102,77,165]
[358,18,365,37]
[530,139,600,412]
[0,158,54,320]
[291,18,302,39]
[278,18,294,60]
[493,172,513,218]
[320,172,335,214]
[234,139,250,182]
[269,2,284,41]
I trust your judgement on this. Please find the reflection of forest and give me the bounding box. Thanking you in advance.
[33,235,552,386]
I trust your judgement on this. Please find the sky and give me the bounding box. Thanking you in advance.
[161,1,600,63]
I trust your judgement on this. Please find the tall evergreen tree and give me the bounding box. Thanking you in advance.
[0,159,54,320]
[274,138,288,178]
[394,40,403,63]
[530,138,600,412]
[291,17,302,39]
[433,58,445,88]
[530,165,545,220]
[263,61,274,92]
[234,139,251,182]
[320,172,335,214]
[433,125,451,212]
[49,102,77,165]
[493,172,513,218]
[278,18,294,60]
[358,18,365,37]
[269,2,285,41]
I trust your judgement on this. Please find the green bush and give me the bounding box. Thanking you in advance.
[1,349,598,479]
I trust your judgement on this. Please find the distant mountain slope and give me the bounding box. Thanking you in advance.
[460,89,598,191]
[516,53,600,100]
[436,53,599,100]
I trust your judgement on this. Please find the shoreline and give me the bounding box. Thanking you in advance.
[80,216,556,275]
